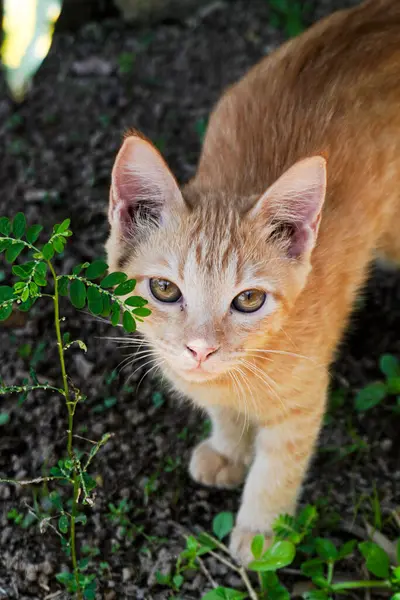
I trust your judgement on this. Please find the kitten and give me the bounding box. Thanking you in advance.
[106,0,400,564]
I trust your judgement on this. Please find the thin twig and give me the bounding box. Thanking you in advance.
[196,556,218,589]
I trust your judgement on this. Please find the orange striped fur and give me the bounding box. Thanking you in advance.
[106,0,400,563]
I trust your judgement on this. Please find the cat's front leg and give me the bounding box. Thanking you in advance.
[230,407,324,565]
[189,406,255,489]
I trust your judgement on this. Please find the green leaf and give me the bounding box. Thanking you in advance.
[75,514,87,525]
[18,296,36,312]
[303,592,331,600]
[272,513,300,543]
[101,271,127,288]
[0,217,11,235]
[197,532,218,551]
[104,397,117,409]
[258,572,289,600]
[0,303,13,321]
[57,218,71,234]
[133,307,151,317]
[52,237,65,254]
[212,512,234,540]
[387,377,400,395]
[58,514,69,534]
[173,574,184,589]
[69,279,87,309]
[110,303,120,327]
[201,588,248,600]
[12,261,35,279]
[114,279,136,296]
[251,534,265,559]
[76,340,87,352]
[21,287,30,302]
[337,539,357,560]
[248,541,296,572]
[26,224,43,244]
[56,571,74,585]
[124,295,148,307]
[122,311,136,333]
[359,541,390,579]
[41,243,54,260]
[6,242,24,263]
[85,260,108,280]
[83,585,96,600]
[87,287,103,315]
[355,382,387,412]
[379,354,400,379]
[0,239,11,252]
[0,412,10,425]
[49,491,63,510]
[301,558,325,578]
[0,286,14,303]
[315,538,338,560]
[12,213,26,238]
[73,262,90,276]
[33,262,47,287]
[101,293,111,317]
[58,276,69,296]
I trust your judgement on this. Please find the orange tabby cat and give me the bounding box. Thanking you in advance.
[106,0,400,564]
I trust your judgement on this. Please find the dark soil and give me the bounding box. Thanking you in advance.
[0,1,399,598]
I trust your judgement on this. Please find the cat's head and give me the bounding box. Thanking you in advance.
[106,132,326,384]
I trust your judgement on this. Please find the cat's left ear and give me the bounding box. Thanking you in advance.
[249,156,327,259]
[109,132,186,236]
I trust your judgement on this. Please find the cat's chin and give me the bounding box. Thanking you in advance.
[173,367,223,384]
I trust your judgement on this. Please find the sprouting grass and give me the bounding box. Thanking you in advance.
[267,0,309,38]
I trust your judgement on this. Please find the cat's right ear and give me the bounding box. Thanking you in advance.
[109,133,186,236]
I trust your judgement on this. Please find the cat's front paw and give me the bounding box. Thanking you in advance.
[189,440,246,489]
[229,525,272,566]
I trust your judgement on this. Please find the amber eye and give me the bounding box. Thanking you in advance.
[149,278,182,303]
[232,289,266,313]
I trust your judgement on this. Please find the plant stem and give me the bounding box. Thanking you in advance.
[70,475,81,587]
[327,560,334,585]
[207,550,258,600]
[48,260,82,600]
[331,580,391,592]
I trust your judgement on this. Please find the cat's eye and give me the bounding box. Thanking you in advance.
[232,289,266,313]
[149,278,182,303]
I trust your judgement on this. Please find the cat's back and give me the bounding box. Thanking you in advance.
[195,0,400,196]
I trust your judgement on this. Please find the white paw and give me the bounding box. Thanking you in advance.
[189,440,246,489]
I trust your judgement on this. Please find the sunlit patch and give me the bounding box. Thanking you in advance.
[1,0,62,101]
[47,3,61,21]
[1,0,37,69]
[34,34,52,59]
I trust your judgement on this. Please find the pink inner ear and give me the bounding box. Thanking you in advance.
[109,134,184,235]
[253,156,327,258]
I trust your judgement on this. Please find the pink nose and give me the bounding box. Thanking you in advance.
[186,343,219,362]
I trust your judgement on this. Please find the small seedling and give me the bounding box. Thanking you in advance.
[355,353,400,412]
[118,52,136,74]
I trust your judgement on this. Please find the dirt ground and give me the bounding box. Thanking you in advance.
[0,0,399,598]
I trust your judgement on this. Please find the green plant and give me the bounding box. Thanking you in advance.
[355,354,400,412]
[155,506,400,599]
[267,0,309,38]
[118,52,136,74]
[0,213,150,599]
